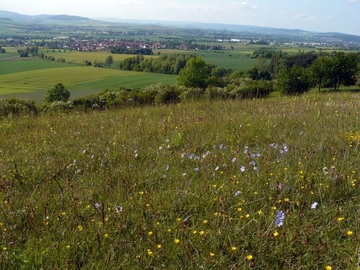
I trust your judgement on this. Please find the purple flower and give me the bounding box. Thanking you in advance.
[275,211,285,227]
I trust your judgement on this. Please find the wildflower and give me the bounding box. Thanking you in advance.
[209,252,215,257]
[66,245,70,249]
[104,233,108,238]
[77,225,83,231]
[192,230,197,234]
[246,255,253,261]
[194,167,199,171]
[199,230,205,235]
[115,206,123,213]
[235,191,241,196]
[275,211,285,227]
[273,231,279,237]
[157,244,162,249]
[337,217,344,222]
[2,247,7,251]
[147,249,153,255]
[148,231,153,236]
[311,202,318,209]
[231,246,237,251]
[240,166,246,172]
[174,238,180,244]
[347,231,353,236]
[203,220,208,224]
[325,266,332,270]
[232,157,237,163]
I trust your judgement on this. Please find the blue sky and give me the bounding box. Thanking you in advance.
[1,0,360,35]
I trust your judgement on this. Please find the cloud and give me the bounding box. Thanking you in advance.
[346,0,359,2]
[294,14,305,19]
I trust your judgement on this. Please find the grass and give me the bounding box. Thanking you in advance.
[1,92,360,268]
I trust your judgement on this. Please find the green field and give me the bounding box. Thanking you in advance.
[0,58,177,101]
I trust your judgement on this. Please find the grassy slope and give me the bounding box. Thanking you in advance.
[0,93,360,269]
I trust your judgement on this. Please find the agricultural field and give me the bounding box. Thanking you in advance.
[1,93,360,268]
[0,57,177,102]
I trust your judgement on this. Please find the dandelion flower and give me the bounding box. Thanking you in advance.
[275,211,285,227]
[246,255,253,261]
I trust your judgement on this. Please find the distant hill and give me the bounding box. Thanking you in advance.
[0,10,90,22]
[47,15,90,21]
[1,9,360,44]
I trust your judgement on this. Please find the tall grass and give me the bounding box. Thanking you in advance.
[1,93,360,269]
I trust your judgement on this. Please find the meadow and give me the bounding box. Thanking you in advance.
[1,92,360,269]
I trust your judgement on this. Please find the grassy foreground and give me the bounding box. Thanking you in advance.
[1,93,360,269]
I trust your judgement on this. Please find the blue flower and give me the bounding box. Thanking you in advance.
[275,211,285,227]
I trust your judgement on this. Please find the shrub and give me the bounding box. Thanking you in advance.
[0,98,37,118]
[44,83,71,103]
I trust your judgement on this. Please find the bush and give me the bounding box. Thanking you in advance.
[0,98,38,118]
[45,83,71,103]
[179,87,204,102]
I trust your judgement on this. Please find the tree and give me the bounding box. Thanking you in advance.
[44,83,70,102]
[105,55,114,68]
[327,52,358,90]
[310,56,331,92]
[275,65,311,95]
[177,57,211,89]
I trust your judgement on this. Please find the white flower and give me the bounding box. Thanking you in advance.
[311,202,318,209]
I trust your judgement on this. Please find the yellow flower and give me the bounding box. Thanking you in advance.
[245,214,250,218]
[139,191,144,195]
[2,247,7,251]
[231,246,237,251]
[347,230,353,236]
[203,220,208,224]
[273,231,279,237]
[209,252,215,257]
[148,231,153,236]
[156,244,162,249]
[246,255,253,261]
[66,245,70,249]
[325,266,332,270]
[192,230,197,234]
[104,233,109,238]
[167,228,172,233]
[199,230,205,235]
[174,238,180,244]
[147,249,153,255]
[337,217,344,222]
[77,225,83,231]
[237,208,242,212]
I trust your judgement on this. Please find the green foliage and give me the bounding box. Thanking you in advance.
[177,57,211,89]
[119,54,194,75]
[0,98,37,117]
[44,83,71,103]
[105,55,113,68]
[276,65,312,95]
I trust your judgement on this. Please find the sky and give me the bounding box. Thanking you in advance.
[1,0,360,35]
